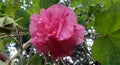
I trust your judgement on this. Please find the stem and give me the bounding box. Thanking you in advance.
[7,34,20,44]
[16,27,23,50]
[0,32,29,39]
[0,34,7,39]
[15,23,27,31]
[15,17,23,23]
[26,53,36,65]
[60,59,65,65]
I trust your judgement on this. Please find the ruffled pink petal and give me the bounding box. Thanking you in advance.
[73,24,85,45]
[29,14,40,36]
[29,4,85,60]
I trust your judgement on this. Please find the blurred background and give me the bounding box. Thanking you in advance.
[0,0,120,65]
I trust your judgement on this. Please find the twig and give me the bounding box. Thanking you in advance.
[15,17,23,23]
[0,34,7,39]
[0,32,29,39]
[10,38,31,60]
[60,59,66,65]
[7,34,20,44]
[16,26,23,50]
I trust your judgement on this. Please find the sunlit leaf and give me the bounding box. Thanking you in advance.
[94,3,120,35]
[92,3,120,65]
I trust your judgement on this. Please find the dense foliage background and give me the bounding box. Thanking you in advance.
[0,0,120,65]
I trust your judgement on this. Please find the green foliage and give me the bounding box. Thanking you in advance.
[15,10,30,28]
[3,37,14,44]
[0,40,4,51]
[92,3,120,65]
[0,0,21,17]
[89,4,103,15]
[40,0,59,9]
[81,0,120,9]
[28,54,43,65]
[92,37,120,65]
[94,3,120,35]
[27,0,59,15]
[27,0,41,15]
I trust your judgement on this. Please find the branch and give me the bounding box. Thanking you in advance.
[10,38,31,60]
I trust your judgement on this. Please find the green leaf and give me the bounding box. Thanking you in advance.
[0,60,7,65]
[92,3,120,65]
[28,54,43,65]
[1,1,17,17]
[70,0,82,8]
[27,0,41,15]
[81,0,95,7]
[0,2,2,10]
[27,0,59,15]
[109,30,120,49]
[89,4,102,15]
[15,10,30,28]
[3,37,13,44]
[0,40,4,51]
[94,3,120,35]
[92,37,120,65]
[40,0,59,9]
[81,0,120,9]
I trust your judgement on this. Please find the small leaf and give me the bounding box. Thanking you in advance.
[92,3,120,65]
[28,54,43,65]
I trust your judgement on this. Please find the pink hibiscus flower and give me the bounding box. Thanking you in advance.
[29,4,85,59]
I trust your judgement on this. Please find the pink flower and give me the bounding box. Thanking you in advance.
[29,4,85,59]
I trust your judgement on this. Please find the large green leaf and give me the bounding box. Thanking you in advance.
[92,37,120,65]
[94,3,120,35]
[92,3,120,65]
